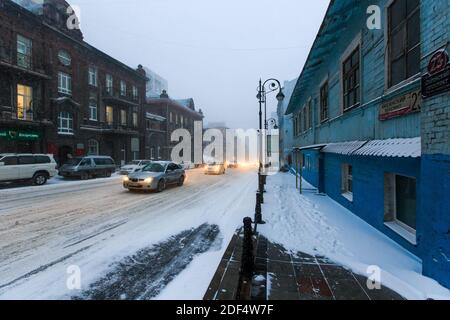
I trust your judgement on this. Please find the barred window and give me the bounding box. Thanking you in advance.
[342,47,360,111]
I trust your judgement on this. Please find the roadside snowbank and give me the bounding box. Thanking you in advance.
[258,173,450,300]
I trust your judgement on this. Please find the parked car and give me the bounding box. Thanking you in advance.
[0,154,58,186]
[123,161,185,192]
[59,156,116,180]
[119,160,152,175]
[205,163,226,175]
[227,161,239,169]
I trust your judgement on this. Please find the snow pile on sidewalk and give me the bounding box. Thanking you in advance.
[259,173,450,300]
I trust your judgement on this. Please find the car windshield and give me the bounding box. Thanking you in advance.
[143,163,165,173]
[66,158,83,166]
[127,160,141,166]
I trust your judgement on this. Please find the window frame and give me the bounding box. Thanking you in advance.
[342,46,361,112]
[87,139,99,156]
[120,109,127,126]
[58,72,72,95]
[387,0,421,89]
[89,100,98,121]
[16,34,32,69]
[106,106,114,125]
[17,84,33,121]
[320,81,329,123]
[120,80,127,96]
[88,66,98,87]
[106,74,113,93]
[384,173,417,240]
[341,163,353,201]
[58,111,74,135]
[58,50,71,66]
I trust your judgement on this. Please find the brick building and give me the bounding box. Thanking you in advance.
[0,0,148,166]
[283,0,449,288]
[145,91,204,162]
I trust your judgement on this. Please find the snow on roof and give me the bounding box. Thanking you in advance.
[322,141,368,156]
[320,138,421,158]
[353,137,421,158]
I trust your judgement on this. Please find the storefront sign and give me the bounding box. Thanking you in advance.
[379,89,421,121]
[422,49,450,98]
[0,130,41,141]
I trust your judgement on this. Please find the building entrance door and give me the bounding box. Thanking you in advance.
[58,145,73,166]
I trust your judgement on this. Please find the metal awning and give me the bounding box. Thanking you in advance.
[292,144,327,152]
[321,141,368,155]
[352,137,421,158]
[299,138,422,158]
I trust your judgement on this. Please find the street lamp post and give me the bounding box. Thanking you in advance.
[255,79,284,226]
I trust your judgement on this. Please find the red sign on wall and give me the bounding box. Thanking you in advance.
[428,50,449,76]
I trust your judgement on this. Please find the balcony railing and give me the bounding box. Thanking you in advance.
[0,46,49,76]
[102,87,139,104]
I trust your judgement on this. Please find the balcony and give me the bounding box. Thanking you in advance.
[0,101,49,126]
[0,46,50,79]
[102,87,139,106]
[101,122,139,136]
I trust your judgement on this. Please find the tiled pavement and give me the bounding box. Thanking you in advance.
[204,229,405,301]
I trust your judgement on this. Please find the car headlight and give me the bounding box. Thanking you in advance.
[123,176,129,182]
[144,177,153,184]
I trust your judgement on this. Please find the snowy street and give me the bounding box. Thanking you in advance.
[0,167,256,299]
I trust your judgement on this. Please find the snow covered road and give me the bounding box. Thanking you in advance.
[0,168,257,299]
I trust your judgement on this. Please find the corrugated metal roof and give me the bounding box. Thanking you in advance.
[353,137,421,158]
[322,141,368,155]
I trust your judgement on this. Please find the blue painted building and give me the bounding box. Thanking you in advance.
[284,0,449,288]
[277,78,297,167]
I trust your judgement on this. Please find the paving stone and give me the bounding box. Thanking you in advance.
[320,264,355,281]
[267,242,291,262]
[292,252,317,264]
[268,289,299,300]
[267,260,295,276]
[215,261,241,300]
[294,264,334,300]
[353,274,406,300]
[326,278,370,300]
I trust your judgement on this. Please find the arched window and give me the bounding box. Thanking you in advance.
[88,139,99,155]
[58,111,73,134]
[58,50,71,66]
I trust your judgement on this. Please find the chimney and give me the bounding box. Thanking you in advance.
[160,90,169,99]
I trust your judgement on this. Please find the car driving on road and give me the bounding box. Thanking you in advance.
[119,160,152,175]
[123,161,185,192]
[58,156,116,180]
[204,163,226,175]
[0,154,58,186]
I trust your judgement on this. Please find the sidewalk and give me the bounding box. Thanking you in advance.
[204,228,405,300]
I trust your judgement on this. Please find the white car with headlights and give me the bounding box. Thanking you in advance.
[119,160,152,175]
[204,163,226,175]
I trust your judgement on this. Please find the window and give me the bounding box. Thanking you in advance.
[1,156,18,165]
[341,164,353,201]
[132,112,138,127]
[18,156,35,165]
[132,86,138,100]
[58,111,74,134]
[307,100,312,129]
[157,146,161,159]
[120,81,127,96]
[384,173,417,239]
[388,0,421,87]
[150,147,155,160]
[170,112,173,123]
[35,156,51,164]
[106,106,113,125]
[58,72,72,95]
[106,74,113,93]
[89,66,98,87]
[180,115,184,127]
[17,35,32,69]
[88,139,99,156]
[89,100,98,121]
[58,50,71,66]
[17,84,33,121]
[120,109,127,126]
[320,82,329,122]
[342,47,360,111]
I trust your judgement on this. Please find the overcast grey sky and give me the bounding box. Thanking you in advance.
[69,0,329,129]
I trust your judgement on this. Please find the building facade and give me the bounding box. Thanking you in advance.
[277,79,297,167]
[1,0,148,166]
[283,0,449,288]
[145,91,204,162]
